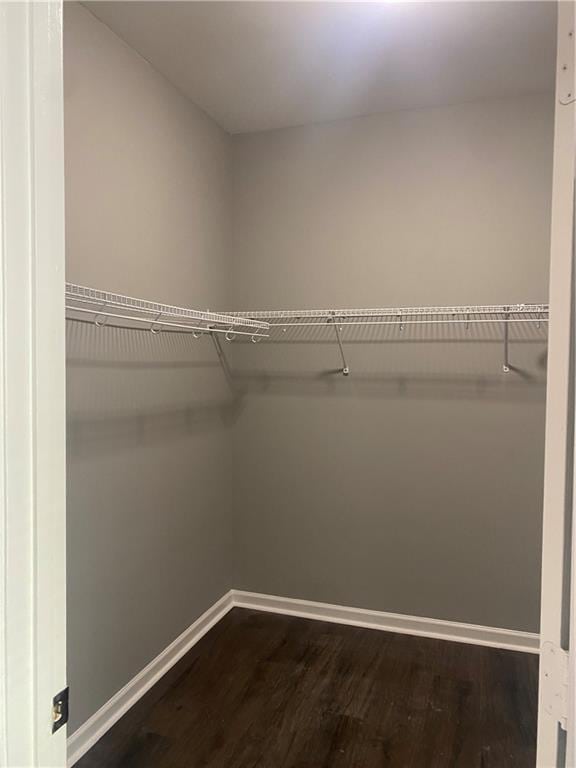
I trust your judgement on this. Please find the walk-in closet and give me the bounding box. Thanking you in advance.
[59,2,573,766]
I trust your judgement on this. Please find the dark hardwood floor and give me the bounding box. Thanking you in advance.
[75,608,538,768]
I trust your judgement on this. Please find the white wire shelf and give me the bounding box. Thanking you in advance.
[66,288,548,376]
[65,283,270,338]
[225,302,549,376]
[227,303,549,327]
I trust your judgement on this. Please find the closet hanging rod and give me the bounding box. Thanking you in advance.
[65,283,270,336]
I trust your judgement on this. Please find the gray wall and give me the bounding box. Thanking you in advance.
[65,4,553,733]
[229,96,553,633]
[65,3,233,732]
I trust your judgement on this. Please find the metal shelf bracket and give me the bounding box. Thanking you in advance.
[329,314,350,376]
[503,305,510,372]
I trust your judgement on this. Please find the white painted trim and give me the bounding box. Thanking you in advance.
[67,588,539,766]
[0,3,66,766]
[537,3,576,765]
[67,592,234,767]
[232,591,540,654]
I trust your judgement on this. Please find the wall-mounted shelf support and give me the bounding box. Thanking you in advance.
[329,314,350,376]
[503,306,510,373]
[211,331,235,391]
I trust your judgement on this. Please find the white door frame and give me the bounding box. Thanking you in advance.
[0,2,67,767]
[538,1,576,766]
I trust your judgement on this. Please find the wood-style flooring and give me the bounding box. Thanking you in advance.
[75,608,539,768]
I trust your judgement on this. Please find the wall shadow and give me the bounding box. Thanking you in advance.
[224,323,548,405]
[67,321,240,458]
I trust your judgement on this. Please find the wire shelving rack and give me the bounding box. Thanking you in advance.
[66,286,549,375]
[65,283,270,339]
[226,303,549,327]
[225,303,549,375]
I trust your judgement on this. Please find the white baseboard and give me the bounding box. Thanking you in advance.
[232,590,540,655]
[67,590,234,766]
[68,588,539,765]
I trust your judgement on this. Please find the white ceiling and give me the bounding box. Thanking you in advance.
[84,1,556,135]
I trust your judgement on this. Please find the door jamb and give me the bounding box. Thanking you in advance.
[537,1,576,765]
[0,3,67,766]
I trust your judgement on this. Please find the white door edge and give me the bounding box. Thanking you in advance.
[537,1,576,766]
[0,3,67,766]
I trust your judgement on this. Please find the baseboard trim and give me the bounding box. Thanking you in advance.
[68,588,539,765]
[232,590,540,655]
[67,590,234,766]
